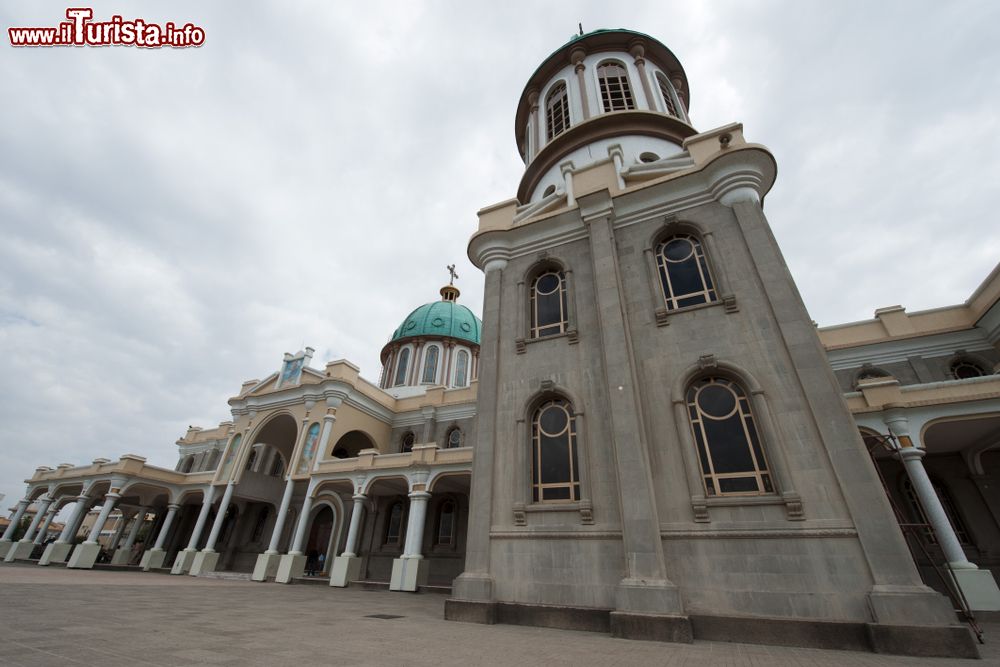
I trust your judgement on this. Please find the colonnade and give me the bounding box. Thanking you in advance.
[1,474,454,596]
[881,408,1000,610]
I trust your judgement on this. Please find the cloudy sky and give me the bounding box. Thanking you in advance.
[1,1,998,509]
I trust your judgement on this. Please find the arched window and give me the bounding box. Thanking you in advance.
[655,72,678,117]
[686,377,772,496]
[530,270,568,338]
[422,345,439,384]
[269,454,284,478]
[181,456,194,473]
[401,432,415,453]
[245,448,258,472]
[251,507,269,542]
[436,500,456,545]
[655,234,717,311]
[219,433,242,480]
[597,61,634,112]
[545,82,571,140]
[446,427,462,449]
[296,422,321,475]
[384,501,405,546]
[531,398,580,503]
[454,350,469,387]
[950,359,986,380]
[394,347,410,386]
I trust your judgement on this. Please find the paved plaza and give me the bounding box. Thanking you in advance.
[0,564,995,666]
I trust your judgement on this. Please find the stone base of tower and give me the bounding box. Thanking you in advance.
[445,599,978,657]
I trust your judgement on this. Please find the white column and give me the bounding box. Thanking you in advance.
[185,485,217,550]
[1,499,30,542]
[56,496,88,543]
[152,504,180,550]
[33,505,59,544]
[884,410,975,569]
[85,492,120,544]
[21,496,53,543]
[267,478,296,554]
[121,507,148,551]
[898,448,976,568]
[402,491,431,558]
[342,494,366,557]
[289,494,314,555]
[203,482,235,552]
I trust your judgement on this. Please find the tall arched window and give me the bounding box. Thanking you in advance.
[219,433,242,481]
[245,448,258,472]
[655,72,678,117]
[422,345,439,384]
[446,427,462,449]
[656,234,717,310]
[530,270,568,338]
[597,61,634,112]
[531,398,580,503]
[401,432,415,453]
[251,507,269,542]
[269,454,284,478]
[181,456,194,473]
[385,501,405,546]
[546,82,571,141]
[436,500,456,546]
[296,422,321,474]
[394,347,410,386]
[454,350,469,387]
[686,377,772,496]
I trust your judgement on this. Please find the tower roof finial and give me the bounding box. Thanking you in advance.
[441,264,461,302]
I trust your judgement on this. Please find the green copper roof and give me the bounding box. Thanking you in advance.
[391,300,482,346]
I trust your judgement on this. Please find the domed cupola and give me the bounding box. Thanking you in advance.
[514,28,696,206]
[379,270,482,396]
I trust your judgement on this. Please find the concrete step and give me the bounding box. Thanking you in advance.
[292,576,331,585]
[351,580,390,591]
[196,571,252,581]
[419,584,452,595]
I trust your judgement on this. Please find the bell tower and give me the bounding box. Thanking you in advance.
[447,28,976,657]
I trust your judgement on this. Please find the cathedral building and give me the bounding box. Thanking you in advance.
[2,28,998,659]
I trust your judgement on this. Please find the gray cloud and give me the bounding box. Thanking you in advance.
[1,0,997,507]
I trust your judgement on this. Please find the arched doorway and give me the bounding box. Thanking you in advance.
[305,506,334,575]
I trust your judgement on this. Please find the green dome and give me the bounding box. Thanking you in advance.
[391,300,482,346]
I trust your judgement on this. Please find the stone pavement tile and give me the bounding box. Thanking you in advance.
[0,567,991,666]
[168,648,241,664]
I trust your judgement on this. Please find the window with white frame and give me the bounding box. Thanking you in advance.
[655,234,718,311]
[545,82,571,141]
[454,350,469,387]
[686,376,773,497]
[531,397,580,503]
[655,72,678,117]
[393,347,410,386]
[422,345,440,384]
[530,270,568,338]
[597,61,635,112]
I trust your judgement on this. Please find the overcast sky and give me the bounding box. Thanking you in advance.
[1,1,998,509]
